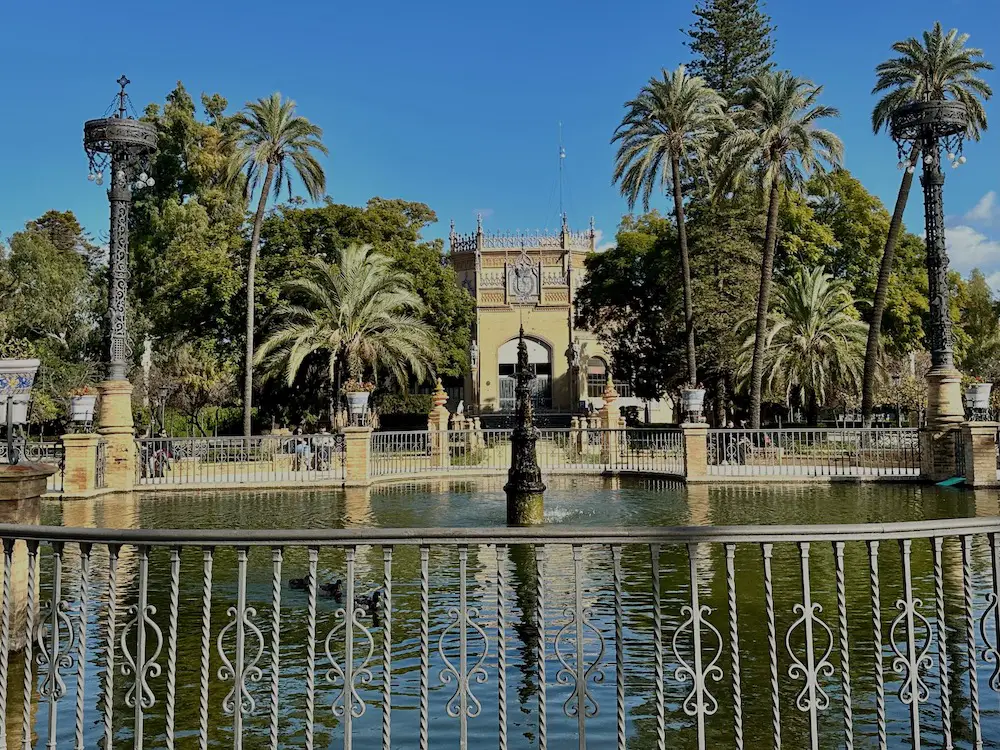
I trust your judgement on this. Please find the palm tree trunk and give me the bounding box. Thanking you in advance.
[750,180,782,429]
[671,153,697,386]
[242,162,276,437]
[861,145,920,426]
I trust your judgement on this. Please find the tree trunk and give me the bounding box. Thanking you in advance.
[671,153,697,386]
[713,375,726,426]
[861,145,920,426]
[242,162,276,437]
[750,180,782,429]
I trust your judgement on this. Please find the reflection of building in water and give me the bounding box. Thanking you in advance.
[448,218,674,420]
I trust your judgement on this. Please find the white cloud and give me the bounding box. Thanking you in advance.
[592,229,615,253]
[945,224,1000,274]
[473,208,494,223]
[965,191,998,225]
[985,271,1000,295]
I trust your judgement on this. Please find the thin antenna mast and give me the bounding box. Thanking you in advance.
[558,121,566,219]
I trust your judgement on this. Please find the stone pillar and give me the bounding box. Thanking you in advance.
[428,378,450,469]
[61,433,101,495]
[97,379,136,491]
[342,426,373,486]
[0,464,54,652]
[599,377,621,463]
[682,423,709,482]
[962,422,998,488]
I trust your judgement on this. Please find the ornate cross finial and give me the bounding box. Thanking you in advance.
[589,216,595,235]
[561,212,568,231]
[477,213,483,233]
[116,75,131,118]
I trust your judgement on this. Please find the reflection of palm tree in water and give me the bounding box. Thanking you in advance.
[509,544,541,736]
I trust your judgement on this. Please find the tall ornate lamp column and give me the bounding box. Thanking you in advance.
[84,76,157,490]
[890,100,969,479]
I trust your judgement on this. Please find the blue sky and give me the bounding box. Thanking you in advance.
[1,0,997,284]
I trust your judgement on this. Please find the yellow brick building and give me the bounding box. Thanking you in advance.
[450,216,631,415]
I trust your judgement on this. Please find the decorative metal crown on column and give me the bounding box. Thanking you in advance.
[889,99,969,372]
[890,100,969,171]
[83,76,157,381]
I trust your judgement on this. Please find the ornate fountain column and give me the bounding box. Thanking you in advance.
[505,327,546,525]
[83,77,157,491]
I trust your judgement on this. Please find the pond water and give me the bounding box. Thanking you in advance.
[27,478,1000,749]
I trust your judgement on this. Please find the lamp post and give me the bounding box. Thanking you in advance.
[892,373,902,428]
[84,76,157,489]
[890,100,969,430]
[158,387,169,434]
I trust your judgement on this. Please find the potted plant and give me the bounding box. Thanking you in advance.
[0,338,39,426]
[69,385,99,423]
[680,383,706,422]
[963,374,993,413]
[343,378,376,420]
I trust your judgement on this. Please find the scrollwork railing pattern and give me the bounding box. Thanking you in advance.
[5,522,1000,747]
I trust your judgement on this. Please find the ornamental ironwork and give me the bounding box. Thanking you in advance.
[83,76,157,381]
[888,99,970,372]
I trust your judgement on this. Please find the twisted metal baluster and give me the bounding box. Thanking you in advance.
[985,533,1000,696]
[650,544,664,750]
[198,548,214,750]
[21,540,38,750]
[103,545,120,750]
[382,546,392,750]
[867,541,886,750]
[165,547,180,750]
[892,539,931,750]
[306,547,319,750]
[122,545,165,750]
[39,542,73,750]
[217,547,266,749]
[762,543,781,750]
[419,545,429,750]
[612,545,625,750]
[270,548,283,750]
[497,545,508,750]
[725,544,744,750]
[932,538,953,749]
[73,544,91,750]
[962,536,982,749]
[0,539,14,748]
[833,542,853,750]
[535,545,548,750]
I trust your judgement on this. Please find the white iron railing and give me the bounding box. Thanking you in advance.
[370,428,684,478]
[1,519,1000,748]
[707,428,921,477]
[135,435,346,485]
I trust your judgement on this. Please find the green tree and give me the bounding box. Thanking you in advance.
[575,213,683,400]
[226,93,328,436]
[684,0,775,104]
[718,71,843,426]
[255,245,436,417]
[257,198,475,378]
[957,269,1000,379]
[132,84,244,348]
[736,267,867,425]
[612,66,727,386]
[862,23,993,423]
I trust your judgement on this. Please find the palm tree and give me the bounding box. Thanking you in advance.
[254,245,436,411]
[717,71,843,427]
[612,66,727,387]
[861,23,993,424]
[736,267,868,425]
[226,93,328,436]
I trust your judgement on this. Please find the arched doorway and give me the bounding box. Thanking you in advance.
[498,337,552,411]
